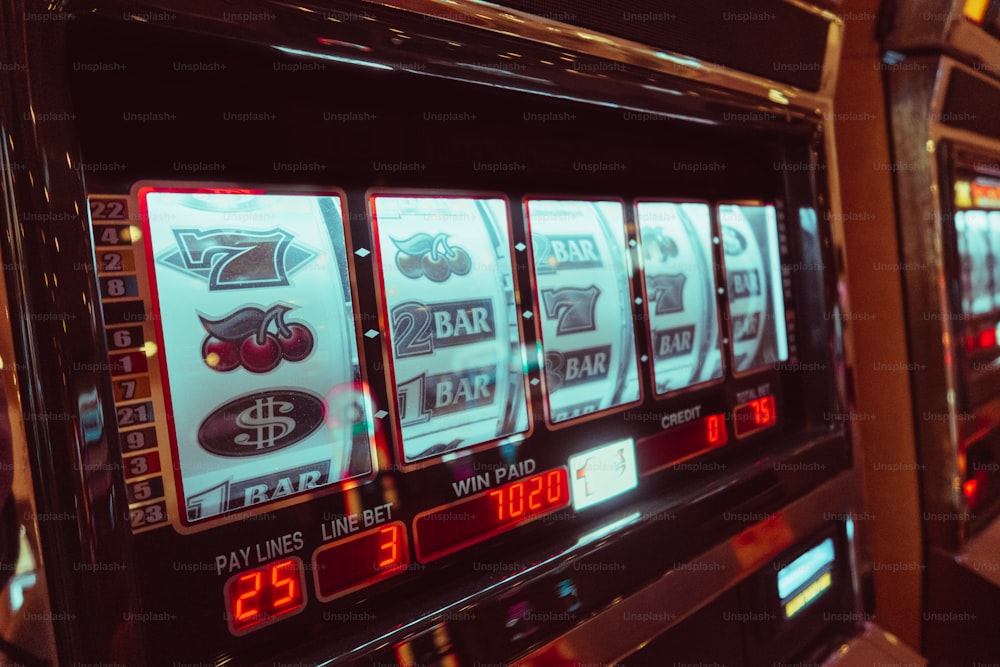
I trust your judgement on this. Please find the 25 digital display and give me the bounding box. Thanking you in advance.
[224,557,306,635]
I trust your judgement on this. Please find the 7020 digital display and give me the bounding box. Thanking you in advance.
[414,468,570,562]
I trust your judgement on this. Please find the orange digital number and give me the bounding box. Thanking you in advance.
[509,482,525,519]
[234,571,262,622]
[546,469,563,504]
[378,525,400,567]
[270,559,298,609]
[707,414,722,443]
[527,475,544,511]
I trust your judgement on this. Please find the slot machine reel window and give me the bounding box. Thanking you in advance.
[635,201,724,395]
[525,198,641,424]
[952,177,1000,371]
[128,186,373,526]
[719,204,789,374]
[369,193,530,463]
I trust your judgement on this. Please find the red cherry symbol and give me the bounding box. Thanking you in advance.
[239,333,282,373]
[279,323,314,362]
[202,337,241,372]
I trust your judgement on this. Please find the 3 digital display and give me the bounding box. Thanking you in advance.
[313,523,409,600]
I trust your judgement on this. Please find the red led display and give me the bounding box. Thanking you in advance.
[966,328,999,352]
[981,329,998,349]
[414,468,571,563]
[313,522,409,601]
[733,395,778,438]
[637,413,728,475]
[971,180,1000,208]
[223,557,305,635]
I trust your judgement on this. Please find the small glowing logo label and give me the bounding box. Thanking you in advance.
[568,439,638,511]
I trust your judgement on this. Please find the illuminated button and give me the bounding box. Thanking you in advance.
[778,538,836,619]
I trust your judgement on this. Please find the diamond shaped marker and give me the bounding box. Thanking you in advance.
[364,329,379,339]
[523,311,533,319]
[634,297,642,305]
[375,410,388,419]
[530,378,540,386]
[355,248,371,258]
[515,242,526,251]
[640,355,648,362]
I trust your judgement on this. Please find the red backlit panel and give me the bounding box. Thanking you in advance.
[224,557,306,635]
[637,412,728,475]
[733,395,778,438]
[313,522,409,602]
[414,468,570,563]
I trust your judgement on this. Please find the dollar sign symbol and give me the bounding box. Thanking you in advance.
[234,397,296,450]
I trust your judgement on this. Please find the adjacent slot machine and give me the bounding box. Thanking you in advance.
[877,1,1000,662]
[0,0,921,665]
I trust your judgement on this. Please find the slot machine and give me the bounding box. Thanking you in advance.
[0,0,924,665]
[875,0,1000,663]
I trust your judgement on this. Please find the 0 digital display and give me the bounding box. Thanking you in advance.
[370,194,529,462]
[526,199,640,423]
[413,468,570,562]
[137,187,374,524]
[636,412,728,475]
